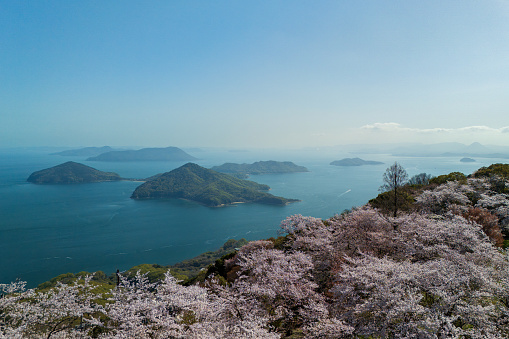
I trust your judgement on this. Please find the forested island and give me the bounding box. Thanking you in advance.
[211,160,309,178]
[330,157,384,166]
[131,162,299,206]
[87,146,197,162]
[27,161,122,184]
[6,163,509,338]
[460,157,476,162]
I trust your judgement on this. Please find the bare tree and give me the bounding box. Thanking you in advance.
[408,173,432,186]
[380,162,408,217]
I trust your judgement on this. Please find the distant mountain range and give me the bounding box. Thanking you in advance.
[211,161,309,179]
[51,146,117,157]
[27,161,122,184]
[87,147,197,162]
[335,142,509,158]
[131,163,299,207]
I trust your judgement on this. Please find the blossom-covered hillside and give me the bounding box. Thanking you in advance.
[2,165,509,338]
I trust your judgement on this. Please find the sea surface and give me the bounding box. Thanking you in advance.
[0,147,502,287]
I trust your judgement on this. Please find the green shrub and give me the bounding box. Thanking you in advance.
[473,163,509,179]
[429,172,466,185]
[369,190,415,215]
[126,264,169,283]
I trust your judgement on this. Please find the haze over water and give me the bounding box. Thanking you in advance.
[0,147,501,287]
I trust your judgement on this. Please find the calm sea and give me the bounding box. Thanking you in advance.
[0,148,499,287]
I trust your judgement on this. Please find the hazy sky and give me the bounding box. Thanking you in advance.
[2,1,509,148]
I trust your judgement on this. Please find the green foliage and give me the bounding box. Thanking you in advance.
[419,291,441,308]
[37,272,77,290]
[221,238,248,251]
[37,271,115,290]
[472,163,509,179]
[36,271,116,307]
[503,240,509,249]
[487,177,509,194]
[429,171,467,185]
[465,191,481,205]
[170,238,248,283]
[268,235,291,250]
[27,161,121,184]
[185,252,238,286]
[369,190,414,215]
[470,163,509,193]
[126,264,169,283]
[211,161,309,176]
[131,163,298,206]
[36,239,249,291]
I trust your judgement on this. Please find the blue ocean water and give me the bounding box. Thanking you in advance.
[0,148,499,287]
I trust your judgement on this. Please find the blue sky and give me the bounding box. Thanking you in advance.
[1,0,509,148]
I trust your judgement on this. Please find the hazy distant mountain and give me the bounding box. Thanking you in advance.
[211,161,309,179]
[330,158,384,166]
[87,147,197,162]
[339,142,509,158]
[27,161,122,184]
[465,142,489,153]
[51,146,116,157]
[131,163,298,207]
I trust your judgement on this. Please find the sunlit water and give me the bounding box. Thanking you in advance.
[0,148,500,287]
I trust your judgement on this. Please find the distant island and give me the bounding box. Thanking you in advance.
[50,146,116,157]
[460,157,476,163]
[87,147,197,162]
[330,157,384,166]
[131,163,299,207]
[211,160,309,179]
[27,161,122,184]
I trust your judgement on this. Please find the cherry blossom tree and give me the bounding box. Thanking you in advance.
[2,170,509,339]
[104,271,278,339]
[1,276,102,338]
[330,210,509,338]
[415,181,472,214]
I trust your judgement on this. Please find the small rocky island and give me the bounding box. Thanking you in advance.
[460,157,476,163]
[211,160,309,179]
[27,161,122,184]
[330,157,384,166]
[131,163,299,207]
[87,147,197,162]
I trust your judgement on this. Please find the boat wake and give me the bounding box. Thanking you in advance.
[338,189,351,197]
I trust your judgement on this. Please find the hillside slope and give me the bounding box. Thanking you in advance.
[27,161,122,184]
[131,162,298,206]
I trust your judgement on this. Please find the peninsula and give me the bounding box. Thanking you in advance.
[87,147,197,162]
[131,163,298,207]
[330,157,384,166]
[27,161,122,184]
[211,160,309,178]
